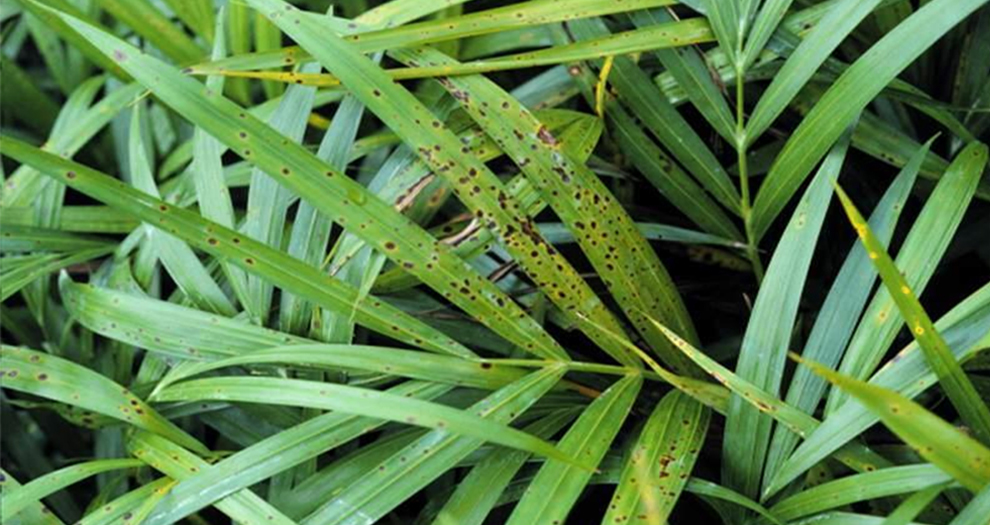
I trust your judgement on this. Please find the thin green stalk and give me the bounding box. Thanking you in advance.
[735,70,765,283]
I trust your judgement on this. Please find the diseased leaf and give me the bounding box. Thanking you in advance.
[1,459,142,522]
[765,282,990,498]
[43,6,567,361]
[796,356,990,493]
[152,373,587,468]
[1,137,474,357]
[301,366,566,524]
[0,346,206,453]
[769,465,953,522]
[603,390,710,524]
[833,168,990,443]
[140,381,449,525]
[655,321,893,476]
[505,374,642,524]
[155,344,529,391]
[128,431,297,525]
[390,44,697,371]
[829,138,988,413]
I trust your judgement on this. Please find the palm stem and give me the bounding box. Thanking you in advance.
[735,67,765,283]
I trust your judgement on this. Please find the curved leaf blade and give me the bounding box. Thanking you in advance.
[0,346,205,453]
[153,374,586,468]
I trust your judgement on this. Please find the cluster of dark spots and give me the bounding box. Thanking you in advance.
[518,220,546,246]
[551,166,571,183]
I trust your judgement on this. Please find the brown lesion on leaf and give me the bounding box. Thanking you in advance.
[536,125,558,146]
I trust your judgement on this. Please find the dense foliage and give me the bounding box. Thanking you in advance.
[2,0,990,524]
